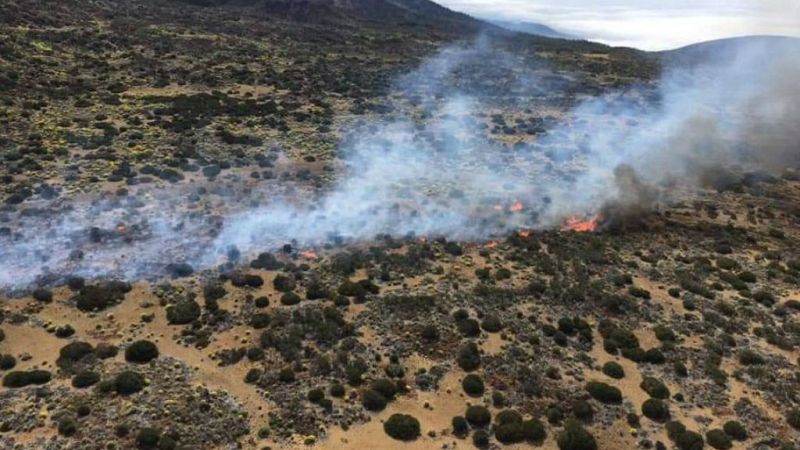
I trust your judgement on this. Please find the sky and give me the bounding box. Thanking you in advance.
[437,0,800,50]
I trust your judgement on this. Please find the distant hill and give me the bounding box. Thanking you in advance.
[661,35,800,65]
[170,0,487,30]
[487,19,573,39]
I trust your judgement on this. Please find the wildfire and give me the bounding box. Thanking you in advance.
[561,215,601,233]
[485,241,499,249]
[299,250,319,260]
[518,229,531,238]
[510,201,524,213]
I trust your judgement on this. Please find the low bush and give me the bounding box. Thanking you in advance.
[602,361,625,379]
[383,413,420,441]
[465,405,491,427]
[706,429,732,449]
[557,419,597,450]
[125,340,159,363]
[642,398,670,422]
[2,369,51,388]
[585,381,622,404]
[115,371,145,395]
[462,374,485,396]
[722,420,747,440]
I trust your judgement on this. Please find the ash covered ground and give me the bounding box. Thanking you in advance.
[1,1,800,450]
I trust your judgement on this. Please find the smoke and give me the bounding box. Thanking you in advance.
[1,35,798,290]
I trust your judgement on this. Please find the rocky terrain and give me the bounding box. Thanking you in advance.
[1,1,800,450]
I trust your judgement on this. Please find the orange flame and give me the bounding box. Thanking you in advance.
[518,229,531,238]
[561,215,600,232]
[300,250,318,259]
[485,241,498,249]
[510,201,524,213]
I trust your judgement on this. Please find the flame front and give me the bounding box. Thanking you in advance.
[561,215,600,232]
[300,250,319,259]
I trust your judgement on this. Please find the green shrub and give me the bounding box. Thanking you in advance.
[95,343,118,359]
[722,420,747,440]
[706,429,732,449]
[361,389,387,411]
[557,419,597,450]
[787,408,800,430]
[32,288,53,303]
[674,430,704,450]
[166,300,200,324]
[602,361,625,379]
[495,421,526,444]
[125,340,158,363]
[738,349,765,365]
[457,342,481,371]
[58,417,77,436]
[57,341,94,368]
[115,371,145,395]
[481,315,503,332]
[641,398,670,422]
[272,274,296,292]
[330,383,345,398]
[654,325,676,342]
[458,318,481,337]
[640,377,670,399]
[136,427,160,449]
[522,419,546,441]
[370,378,397,400]
[308,388,325,403]
[72,370,100,388]
[572,399,593,420]
[0,354,16,370]
[2,369,51,388]
[452,415,469,436]
[462,374,485,396]
[337,280,366,297]
[472,429,490,448]
[495,409,523,426]
[421,325,439,341]
[280,292,302,305]
[585,381,622,404]
[383,413,420,441]
[465,405,491,427]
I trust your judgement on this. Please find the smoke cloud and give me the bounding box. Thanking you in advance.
[1,35,798,290]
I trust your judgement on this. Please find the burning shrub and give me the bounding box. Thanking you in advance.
[125,340,159,363]
[384,414,420,441]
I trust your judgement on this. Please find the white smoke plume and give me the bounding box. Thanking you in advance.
[1,35,798,290]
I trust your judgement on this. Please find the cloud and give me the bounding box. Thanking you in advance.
[440,0,800,50]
